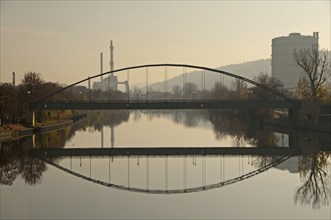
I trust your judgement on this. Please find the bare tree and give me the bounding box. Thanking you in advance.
[231,78,248,99]
[172,85,182,99]
[294,47,330,100]
[252,72,283,100]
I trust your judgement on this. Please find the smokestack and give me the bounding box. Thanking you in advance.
[110,40,114,75]
[12,72,15,87]
[100,52,103,81]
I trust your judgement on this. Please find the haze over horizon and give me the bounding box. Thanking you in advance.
[1,1,330,85]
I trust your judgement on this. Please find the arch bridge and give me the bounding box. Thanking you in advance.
[29,64,302,124]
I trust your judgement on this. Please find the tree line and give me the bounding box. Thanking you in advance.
[0,72,128,126]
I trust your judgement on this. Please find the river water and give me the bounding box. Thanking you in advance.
[1,110,330,219]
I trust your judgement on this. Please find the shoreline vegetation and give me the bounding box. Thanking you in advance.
[0,114,86,142]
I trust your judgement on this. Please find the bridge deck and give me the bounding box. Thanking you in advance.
[30,147,301,157]
[31,99,301,110]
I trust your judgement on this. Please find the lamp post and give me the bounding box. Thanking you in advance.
[27,90,35,126]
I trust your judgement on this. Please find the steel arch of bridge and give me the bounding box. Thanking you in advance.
[40,155,292,194]
[37,63,295,104]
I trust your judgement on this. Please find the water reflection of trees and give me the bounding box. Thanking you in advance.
[86,110,130,132]
[0,139,47,186]
[295,153,331,209]
[143,110,211,128]
[20,157,47,185]
[67,110,129,134]
[144,109,283,149]
[208,109,281,148]
[0,110,130,186]
[1,109,330,210]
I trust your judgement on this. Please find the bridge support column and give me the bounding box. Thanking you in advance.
[23,108,35,126]
[32,111,35,127]
[289,101,321,127]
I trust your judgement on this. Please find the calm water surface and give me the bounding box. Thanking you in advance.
[1,110,330,219]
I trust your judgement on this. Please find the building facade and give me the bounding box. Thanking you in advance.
[271,32,319,89]
[92,75,118,91]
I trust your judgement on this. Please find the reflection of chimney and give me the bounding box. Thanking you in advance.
[101,126,104,148]
[111,124,115,148]
[110,40,114,75]
[100,52,103,81]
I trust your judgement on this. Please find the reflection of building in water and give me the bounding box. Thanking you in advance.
[275,157,299,173]
[272,32,319,89]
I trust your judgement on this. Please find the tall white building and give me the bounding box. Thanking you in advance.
[271,32,319,89]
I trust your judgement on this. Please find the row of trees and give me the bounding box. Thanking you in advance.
[0,72,62,125]
[0,72,128,126]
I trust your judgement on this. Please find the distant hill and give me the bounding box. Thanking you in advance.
[146,59,271,92]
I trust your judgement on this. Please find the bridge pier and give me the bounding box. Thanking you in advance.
[297,101,320,121]
[23,108,35,126]
[289,101,320,127]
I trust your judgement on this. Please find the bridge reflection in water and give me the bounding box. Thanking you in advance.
[31,146,300,157]
[30,146,300,194]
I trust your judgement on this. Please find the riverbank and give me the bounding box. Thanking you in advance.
[0,113,87,142]
[0,124,34,141]
[0,121,74,142]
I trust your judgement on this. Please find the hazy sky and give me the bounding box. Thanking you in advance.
[1,1,330,85]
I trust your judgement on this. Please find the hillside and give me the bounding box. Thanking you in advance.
[147,59,271,92]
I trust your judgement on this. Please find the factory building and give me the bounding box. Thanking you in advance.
[93,40,118,91]
[271,32,319,89]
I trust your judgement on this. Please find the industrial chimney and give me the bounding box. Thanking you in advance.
[110,40,114,75]
[100,52,103,81]
[12,72,15,87]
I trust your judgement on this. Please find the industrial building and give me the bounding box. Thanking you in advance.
[271,32,319,89]
[93,40,118,91]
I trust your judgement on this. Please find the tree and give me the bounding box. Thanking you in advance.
[230,78,248,99]
[295,76,331,102]
[252,72,283,100]
[210,82,228,99]
[172,85,182,99]
[132,86,142,100]
[20,72,44,101]
[183,82,198,99]
[294,47,330,101]
[0,83,18,125]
